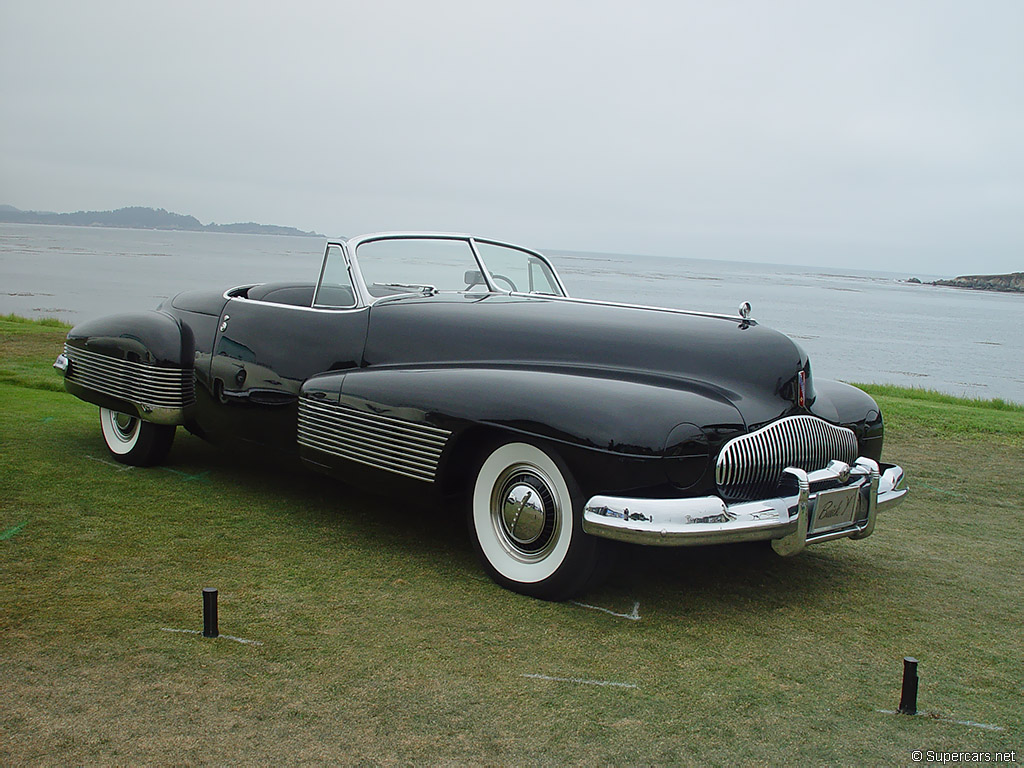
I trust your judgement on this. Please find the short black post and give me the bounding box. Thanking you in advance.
[203,588,219,638]
[898,657,918,715]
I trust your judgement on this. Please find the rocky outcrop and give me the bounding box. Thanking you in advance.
[933,273,1024,293]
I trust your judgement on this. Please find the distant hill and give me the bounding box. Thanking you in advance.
[0,205,323,237]
[933,272,1024,294]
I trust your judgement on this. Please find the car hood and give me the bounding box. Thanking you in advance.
[363,294,809,428]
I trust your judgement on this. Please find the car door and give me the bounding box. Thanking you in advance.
[208,243,368,450]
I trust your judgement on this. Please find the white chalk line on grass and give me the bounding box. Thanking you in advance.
[86,455,135,472]
[875,709,1004,732]
[522,673,637,689]
[571,600,641,621]
[161,627,264,646]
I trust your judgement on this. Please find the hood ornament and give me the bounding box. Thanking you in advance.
[738,301,752,320]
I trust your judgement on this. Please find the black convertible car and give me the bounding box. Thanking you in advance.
[55,232,908,599]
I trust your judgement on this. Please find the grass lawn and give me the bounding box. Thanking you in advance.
[2,317,1022,764]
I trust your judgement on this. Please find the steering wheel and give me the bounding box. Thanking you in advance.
[491,273,518,292]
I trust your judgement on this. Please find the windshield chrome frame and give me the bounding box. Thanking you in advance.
[317,231,749,323]
[468,237,569,298]
[337,232,569,306]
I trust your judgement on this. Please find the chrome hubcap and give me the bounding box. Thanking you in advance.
[112,412,138,441]
[491,464,559,562]
[502,483,547,545]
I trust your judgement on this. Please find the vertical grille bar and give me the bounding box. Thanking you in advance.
[715,415,858,500]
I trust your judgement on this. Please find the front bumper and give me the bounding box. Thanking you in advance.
[582,458,907,555]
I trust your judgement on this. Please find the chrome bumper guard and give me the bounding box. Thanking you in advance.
[583,458,908,555]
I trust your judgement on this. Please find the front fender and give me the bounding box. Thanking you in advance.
[809,378,884,461]
[60,311,196,425]
[300,365,745,496]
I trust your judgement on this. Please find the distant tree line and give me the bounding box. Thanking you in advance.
[0,205,322,237]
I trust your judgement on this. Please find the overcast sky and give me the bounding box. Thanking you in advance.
[1,1,1021,274]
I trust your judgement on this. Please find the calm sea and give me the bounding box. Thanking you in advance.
[2,222,1021,404]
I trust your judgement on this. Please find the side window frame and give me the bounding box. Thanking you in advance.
[313,241,359,309]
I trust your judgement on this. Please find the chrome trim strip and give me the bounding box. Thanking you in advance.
[297,398,451,483]
[63,343,194,412]
[715,415,858,500]
[300,398,449,440]
[513,293,751,324]
[299,415,446,465]
[583,458,908,547]
[304,419,444,463]
[298,434,437,481]
[223,292,369,314]
[298,422,441,470]
[65,346,191,379]
[65,371,189,409]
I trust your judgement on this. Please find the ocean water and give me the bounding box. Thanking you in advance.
[2,222,1021,404]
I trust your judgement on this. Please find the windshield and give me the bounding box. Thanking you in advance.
[350,235,566,300]
[472,241,562,295]
[354,237,487,298]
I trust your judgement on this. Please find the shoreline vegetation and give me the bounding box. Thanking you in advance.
[0,204,322,238]
[2,313,1021,764]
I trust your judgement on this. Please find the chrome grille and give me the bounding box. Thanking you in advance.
[298,398,451,483]
[715,415,857,500]
[64,343,195,409]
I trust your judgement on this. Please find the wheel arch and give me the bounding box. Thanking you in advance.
[436,424,508,497]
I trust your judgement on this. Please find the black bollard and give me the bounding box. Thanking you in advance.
[898,657,918,715]
[203,588,219,638]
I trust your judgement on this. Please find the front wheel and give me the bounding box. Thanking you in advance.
[99,408,175,466]
[469,440,608,600]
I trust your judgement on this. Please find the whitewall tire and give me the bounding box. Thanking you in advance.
[99,408,176,466]
[469,440,607,600]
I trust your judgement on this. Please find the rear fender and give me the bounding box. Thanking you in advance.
[60,311,196,425]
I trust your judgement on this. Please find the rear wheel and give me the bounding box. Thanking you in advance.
[99,407,175,466]
[469,440,608,600]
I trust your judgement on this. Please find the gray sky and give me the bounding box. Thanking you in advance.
[2,1,1021,275]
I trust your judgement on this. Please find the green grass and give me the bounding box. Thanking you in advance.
[2,318,1022,764]
[850,382,1024,445]
[0,313,71,329]
[853,382,1024,412]
[0,315,71,392]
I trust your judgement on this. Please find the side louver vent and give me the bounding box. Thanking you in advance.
[298,398,450,483]
[64,343,195,409]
